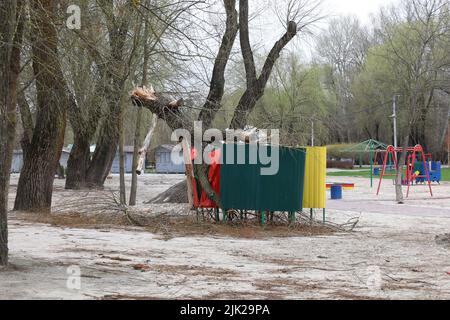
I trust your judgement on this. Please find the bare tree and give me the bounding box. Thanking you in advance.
[317,16,371,142]
[64,0,201,191]
[133,0,322,204]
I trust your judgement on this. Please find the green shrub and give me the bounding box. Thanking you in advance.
[326,144,357,160]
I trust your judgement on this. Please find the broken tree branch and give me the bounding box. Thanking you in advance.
[136,113,158,175]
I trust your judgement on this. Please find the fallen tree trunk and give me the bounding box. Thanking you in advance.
[147,181,188,204]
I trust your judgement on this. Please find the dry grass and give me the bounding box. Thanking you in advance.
[254,278,324,293]
[332,290,380,300]
[14,211,123,229]
[202,290,284,300]
[144,216,336,240]
[15,211,336,240]
[99,295,165,300]
[140,264,238,277]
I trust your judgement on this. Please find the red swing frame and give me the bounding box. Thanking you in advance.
[376,145,433,198]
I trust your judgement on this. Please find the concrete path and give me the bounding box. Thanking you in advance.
[327,199,450,218]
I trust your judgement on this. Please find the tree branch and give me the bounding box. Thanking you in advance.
[131,87,184,129]
[230,21,298,129]
[198,0,238,128]
[239,0,257,87]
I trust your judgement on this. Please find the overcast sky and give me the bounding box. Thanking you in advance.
[325,0,395,23]
[248,0,398,60]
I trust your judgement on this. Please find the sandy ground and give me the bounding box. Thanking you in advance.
[1,173,450,300]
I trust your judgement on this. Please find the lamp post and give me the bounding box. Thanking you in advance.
[390,95,400,149]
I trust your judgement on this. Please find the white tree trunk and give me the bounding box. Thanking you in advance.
[136,113,158,175]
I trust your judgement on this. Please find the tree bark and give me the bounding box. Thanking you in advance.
[65,136,91,190]
[119,100,127,205]
[1,0,23,265]
[85,85,123,188]
[129,109,142,206]
[18,90,34,149]
[65,89,102,190]
[14,0,67,212]
[130,114,145,206]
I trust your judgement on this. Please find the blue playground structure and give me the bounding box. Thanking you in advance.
[415,161,442,184]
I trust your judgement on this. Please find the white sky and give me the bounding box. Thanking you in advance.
[324,0,395,23]
[249,0,398,61]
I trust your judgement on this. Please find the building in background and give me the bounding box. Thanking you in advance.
[155,145,185,174]
[11,146,137,174]
[11,148,71,173]
[110,146,136,174]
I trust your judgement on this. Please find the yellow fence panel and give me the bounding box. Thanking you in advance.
[303,147,327,209]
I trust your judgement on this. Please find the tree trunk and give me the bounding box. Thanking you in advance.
[65,137,91,190]
[85,120,119,188]
[14,0,67,212]
[130,112,158,204]
[17,90,33,148]
[119,113,127,205]
[0,0,22,266]
[65,90,102,190]
[69,2,131,189]
[84,96,127,188]
[129,109,142,206]
[181,139,195,208]
[130,19,150,206]
[395,134,410,204]
[85,88,123,188]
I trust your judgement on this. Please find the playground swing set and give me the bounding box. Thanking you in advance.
[375,144,440,198]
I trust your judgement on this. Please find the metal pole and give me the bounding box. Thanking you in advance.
[370,147,374,188]
[393,95,398,149]
[311,120,315,147]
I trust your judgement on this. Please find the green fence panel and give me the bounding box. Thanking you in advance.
[220,144,306,212]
